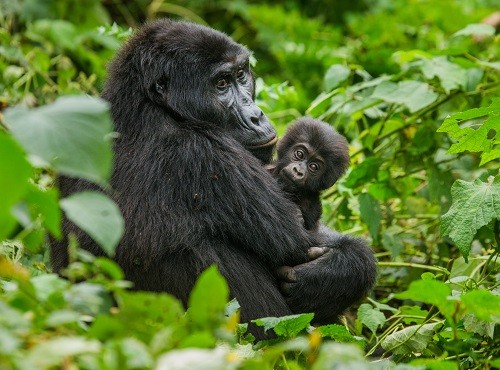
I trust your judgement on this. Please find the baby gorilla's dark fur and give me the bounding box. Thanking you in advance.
[272,118,349,230]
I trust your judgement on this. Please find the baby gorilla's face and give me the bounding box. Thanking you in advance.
[278,142,326,193]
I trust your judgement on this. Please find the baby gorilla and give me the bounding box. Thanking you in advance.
[270,118,349,230]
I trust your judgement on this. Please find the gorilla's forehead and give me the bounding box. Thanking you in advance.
[146,19,250,64]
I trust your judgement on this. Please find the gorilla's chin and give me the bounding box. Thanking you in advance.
[245,136,277,164]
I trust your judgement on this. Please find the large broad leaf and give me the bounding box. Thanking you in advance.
[357,303,386,334]
[452,23,496,38]
[372,80,439,113]
[324,64,350,91]
[4,95,114,186]
[461,290,500,323]
[381,323,440,355]
[395,280,454,322]
[60,191,124,256]
[437,98,500,166]
[25,337,100,369]
[0,131,32,239]
[419,56,467,94]
[441,176,500,261]
[188,266,229,329]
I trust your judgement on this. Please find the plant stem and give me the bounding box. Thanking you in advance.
[378,261,450,275]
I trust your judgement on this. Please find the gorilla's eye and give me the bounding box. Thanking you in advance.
[294,150,304,160]
[216,78,229,90]
[237,69,246,81]
[309,162,320,172]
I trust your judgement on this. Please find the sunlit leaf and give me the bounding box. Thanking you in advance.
[461,290,500,323]
[441,176,500,261]
[253,313,313,337]
[188,266,229,329]
[381,323,440,355]
[438,99,500,165]
[26,337,101,369]
[4,95,114,186]
[419,57,467,93]
[60,191,124,256]
[0,131,32,239]
[324,64,350,91]
[395,280,455,321]
[452,23,496,38]
[372,80,439,113]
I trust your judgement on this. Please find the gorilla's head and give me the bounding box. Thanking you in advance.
[103,19,277,163]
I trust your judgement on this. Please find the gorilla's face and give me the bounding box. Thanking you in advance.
[211,55,277,157]
[137,20,277,162]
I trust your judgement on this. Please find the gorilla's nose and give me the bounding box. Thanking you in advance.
[293,165,304,178]
[250,108,264,126]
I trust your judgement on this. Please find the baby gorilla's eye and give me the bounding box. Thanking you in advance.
[309,162,320,172]
[294,149,304,160]
[216,78,229,89]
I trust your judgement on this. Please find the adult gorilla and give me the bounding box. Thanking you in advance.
[51,19,376,332]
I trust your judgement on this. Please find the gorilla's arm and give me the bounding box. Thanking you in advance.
[278,226,377,323]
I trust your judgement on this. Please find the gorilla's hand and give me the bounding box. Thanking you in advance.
[277,232,377,324]
[276,246,328,283]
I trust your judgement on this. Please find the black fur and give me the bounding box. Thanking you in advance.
[272,118,349,230]
[50,19,377,338]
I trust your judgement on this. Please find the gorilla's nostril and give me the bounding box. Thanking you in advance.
[251,115,260,126]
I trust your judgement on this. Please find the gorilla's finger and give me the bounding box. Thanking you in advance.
[276,266,297,282]
[280,282,295,297]
[308,246,330,260]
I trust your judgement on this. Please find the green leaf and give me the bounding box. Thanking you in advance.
[419,57,467,93]
[324,64,350,91]
[380,322,440,355]
[452,23,496,38]
[359,193,381,240]
[60,191,124,256]
[461,290,500,323]
[357,303,386,334]
[437,99,500,165]
[26,337,101,368]
[312,343,368,370]
[272,313,314,337]
[253,313,314,337]
[115,291,184,342]
[25,184,62,238]
[344,157,383,189]
[395,280,455,322]
[188,266,229,328]
[0,131,32,239]
[441,176,500,261]
[3,95,114,186]
[31,273,69,302]
[399,306,429,325]
[64,282,113,316]
[113,337,154,369]
[316,324,358,342]
[372,80,439,113]
[463,314,495,338]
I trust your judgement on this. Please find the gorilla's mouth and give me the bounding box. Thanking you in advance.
[247,136,278,149]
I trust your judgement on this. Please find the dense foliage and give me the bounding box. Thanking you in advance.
[0,0,499,369]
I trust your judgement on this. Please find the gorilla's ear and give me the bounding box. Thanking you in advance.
[149,77,169,103]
